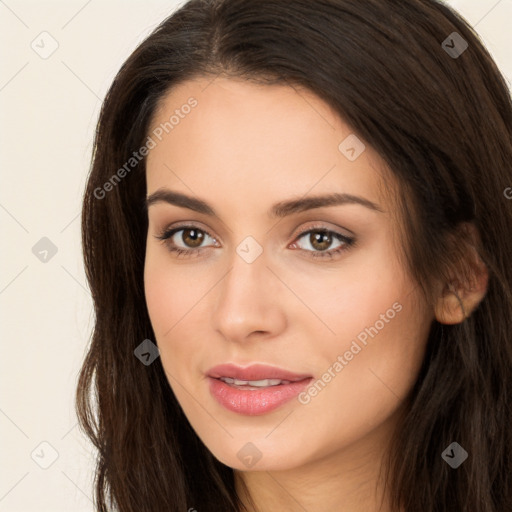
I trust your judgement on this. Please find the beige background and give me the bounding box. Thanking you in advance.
[0,1,510,510]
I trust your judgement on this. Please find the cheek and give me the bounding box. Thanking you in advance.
[143,249,214,384]
[306,285,430,422]
[296,247,430,420]
[275,236,412,359]
[289,293,430,464]
[144,246,205,337]
[144,253,175,337]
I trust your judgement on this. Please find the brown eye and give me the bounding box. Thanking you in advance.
[309,231,333,251]
[180,228,205,248]
[291,227,356,260]
[296,229,341,253]
[155,225,218,257]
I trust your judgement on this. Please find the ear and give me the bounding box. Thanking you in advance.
[434,224,489,325]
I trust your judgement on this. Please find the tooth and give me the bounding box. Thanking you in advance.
[247,379,280,386]
[247,379,269,386]
[220,377,293,387]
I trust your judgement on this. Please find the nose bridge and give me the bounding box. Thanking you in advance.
[219,236,269,313]
[212,235,286,340]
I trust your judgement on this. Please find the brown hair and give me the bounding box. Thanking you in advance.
[78,1,512,510]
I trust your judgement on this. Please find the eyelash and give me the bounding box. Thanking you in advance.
[154,223,356,260]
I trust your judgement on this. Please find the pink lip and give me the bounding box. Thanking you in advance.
[207,363,312,382]
[207,363,313,416]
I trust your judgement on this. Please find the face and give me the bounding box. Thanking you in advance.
[144,76,434,472]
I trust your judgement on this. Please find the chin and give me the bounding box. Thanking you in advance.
[203,435,313,472]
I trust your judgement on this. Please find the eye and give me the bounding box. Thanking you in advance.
[155,225,218,258]
[290,226,356,260]
[154,223,356,261]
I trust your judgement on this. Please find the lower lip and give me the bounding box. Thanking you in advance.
[208,377,312,415]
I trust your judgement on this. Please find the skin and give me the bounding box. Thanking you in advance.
[143,76,488,512]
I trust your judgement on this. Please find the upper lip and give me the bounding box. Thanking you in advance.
[207,363,312,382]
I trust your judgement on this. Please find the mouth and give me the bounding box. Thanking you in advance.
[206,363,313,415]
[207,362,312,382]
[216,377,295,390]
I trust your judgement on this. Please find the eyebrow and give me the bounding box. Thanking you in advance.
[145,188,384,218]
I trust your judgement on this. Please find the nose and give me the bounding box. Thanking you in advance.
[212,244,287,344]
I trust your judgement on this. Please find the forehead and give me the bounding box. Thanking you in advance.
[145,77,392,211]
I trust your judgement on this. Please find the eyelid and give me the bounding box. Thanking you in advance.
[290,220,354,240]
[156,221,219,241]
[155,223,219,247]
[156,220,352,242]
[155,220,356,258]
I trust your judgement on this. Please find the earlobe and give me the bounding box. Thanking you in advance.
[434,283,468,325]
[434,253,489,325]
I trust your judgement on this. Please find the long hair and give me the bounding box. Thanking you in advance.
[78,1,512,510]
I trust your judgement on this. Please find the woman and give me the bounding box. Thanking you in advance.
[77,0,512,510]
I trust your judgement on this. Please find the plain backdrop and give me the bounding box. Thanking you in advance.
[0,0,510,510]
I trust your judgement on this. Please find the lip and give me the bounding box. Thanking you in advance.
[207,363,313,416]
[207,363,312,382]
